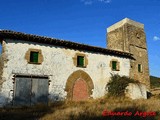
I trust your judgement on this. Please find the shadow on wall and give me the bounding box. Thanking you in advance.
[0,93,64,120]
[0,93,12,107]
[0,97,61,120]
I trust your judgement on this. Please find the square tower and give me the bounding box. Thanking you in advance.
[107,18,150,89]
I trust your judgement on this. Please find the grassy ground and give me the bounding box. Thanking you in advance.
[0,96,160,120]
[0,75,159,120]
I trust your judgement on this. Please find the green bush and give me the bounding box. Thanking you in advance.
[106,74,139,97]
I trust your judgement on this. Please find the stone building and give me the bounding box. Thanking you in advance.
[107,18,150,88]
[0,18,149,106]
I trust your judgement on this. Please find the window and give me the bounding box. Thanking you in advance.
[30,51,39,63]
[77,56,84,67]
[25,48,43,64]
[110,60,120,71]
[112,61,117,71]
[138,64,142,73]
[73,53,88,68]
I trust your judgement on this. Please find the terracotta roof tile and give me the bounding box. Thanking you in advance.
[0,30,133,59]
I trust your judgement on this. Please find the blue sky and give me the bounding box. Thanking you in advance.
[0,0,159,77]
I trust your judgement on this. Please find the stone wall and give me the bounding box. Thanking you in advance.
[0,39,130,105]
[127,24,150,88]
[107,23,128,51]
[107,18,150,89]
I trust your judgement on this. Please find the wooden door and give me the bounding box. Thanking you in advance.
[14,76,48,106]
[72,78,89,101]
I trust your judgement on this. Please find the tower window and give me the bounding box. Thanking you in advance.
[138,64,142,73]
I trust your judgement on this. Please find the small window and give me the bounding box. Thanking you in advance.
[73,53,88,68]
[138,64,142,73]
[110,60,120,71]
[30,51,39,63]
[25,48,43,64]
[112,61,117,71]
[77,56,84,67]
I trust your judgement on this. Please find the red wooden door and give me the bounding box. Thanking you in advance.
[72,78,89,101]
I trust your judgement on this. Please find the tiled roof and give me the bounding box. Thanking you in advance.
[0,30,133,59]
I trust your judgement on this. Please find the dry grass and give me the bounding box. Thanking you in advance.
[41,96,160,120]
[0,96,160,120]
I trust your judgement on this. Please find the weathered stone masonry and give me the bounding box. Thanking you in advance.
[107,18,150,89]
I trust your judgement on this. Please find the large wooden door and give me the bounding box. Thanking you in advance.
[14,76,48,106]
[72,78,89,101]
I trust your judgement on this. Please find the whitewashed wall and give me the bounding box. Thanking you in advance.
[125,83,147,99]
[0,39,130,105]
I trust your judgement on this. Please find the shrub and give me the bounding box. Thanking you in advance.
[106,74,139,97]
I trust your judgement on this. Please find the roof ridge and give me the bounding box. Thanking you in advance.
[0,29,133,58]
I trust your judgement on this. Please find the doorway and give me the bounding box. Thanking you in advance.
[13,75,49,106]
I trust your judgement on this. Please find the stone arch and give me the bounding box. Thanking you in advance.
[65,70,94,100]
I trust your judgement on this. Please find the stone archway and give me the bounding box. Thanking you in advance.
[65,70,94,101]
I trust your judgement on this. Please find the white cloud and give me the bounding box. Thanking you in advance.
[81,0,93,5]
[81,0,111,5]
[98,0,111,3]
[153,36,160,41]
[84,1,93,5]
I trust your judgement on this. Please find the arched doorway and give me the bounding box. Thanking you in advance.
[65,70,94,101]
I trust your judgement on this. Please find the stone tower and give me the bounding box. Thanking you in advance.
[107,18,150,89]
